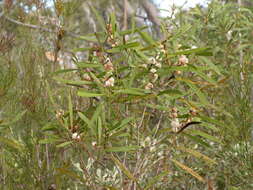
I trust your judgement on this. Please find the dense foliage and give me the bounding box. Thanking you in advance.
[0,0,253,189]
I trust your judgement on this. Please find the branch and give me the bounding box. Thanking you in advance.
[2,14,86,40]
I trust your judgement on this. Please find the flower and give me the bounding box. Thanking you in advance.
[83,73,91,81]
[72,132,81,140]
[155,62,162,68]
[178,55,189,66]
[105,77,115,87]
[145,82,153,90]
[55,109,64,119]
[104,62,114,71]
[150,68,157,73]
[171,118,181,133]
[152,73,158,82]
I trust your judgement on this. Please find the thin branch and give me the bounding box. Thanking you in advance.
[3,15,86,39]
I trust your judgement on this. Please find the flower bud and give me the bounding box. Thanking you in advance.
[145,82,154,90]
[105,77,115,87]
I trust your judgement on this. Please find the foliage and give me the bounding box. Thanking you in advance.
[0,0,253,189]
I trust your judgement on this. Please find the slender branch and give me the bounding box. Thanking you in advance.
[2,15,86,39]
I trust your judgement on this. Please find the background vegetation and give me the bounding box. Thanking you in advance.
[0,0,253,189]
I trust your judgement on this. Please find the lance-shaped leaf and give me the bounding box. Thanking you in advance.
[110,155,137,182]
[171,159,206,182]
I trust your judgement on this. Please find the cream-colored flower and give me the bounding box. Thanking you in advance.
[83,73,91,81]
[145,82,154,90]
[150,68,157,73]
[178,55,189,65]
[105,77,115,87]
[72,132,81,140]
[104,62,114,71]
[155,62,162,68]
[152,73,159,82]
[171,118,181,133]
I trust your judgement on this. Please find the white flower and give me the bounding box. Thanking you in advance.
[72,132,80,140]
[178,55,189,65]
[104,62,114,71]
[171,118,181,133]
[155,62,162,68]
[150,146,156,152]
[92,141,97,147]
[142,64,148,68]
[105,77,115,87]
[152,73,158,82]
[149,57,156,65]
[150,68,157,73]
[83,73,91,81]
[145,82,153,90]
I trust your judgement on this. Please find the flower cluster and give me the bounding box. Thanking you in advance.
[144,44,165,90]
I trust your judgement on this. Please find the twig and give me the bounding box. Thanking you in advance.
[2,15,86,39]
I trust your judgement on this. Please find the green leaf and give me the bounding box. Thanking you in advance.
[78,112,95,135]
[199,57,221,75]
[77,90,105,97]
[56,141,73,148]
[51,69,77,75]
[57,167,83,181]
[39,137,61,144]
[177,146,217,165]
[168,47,212,57]
[105,146,139,152]
[158,89,183,96]
[110,155,137,182]
[53,77,92,85]
[138,30,156,46]
[190,130,222,144]
[107,42,140,53]
[110,117,135,132]
[90,5,106,32]
[97,116,102,144]
[171,159,205,182]
[144,171,170,190]
[0,137,24,152]
[114,88,147,96]
[68,93,73,128]
[0,110,27,127]
[76,62,102,68]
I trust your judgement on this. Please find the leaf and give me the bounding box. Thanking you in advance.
[0,110,27,127]
[105,146,139,152]
[110,155,137,182]
[56,141,73,148]
[53,77,92,85]
[199,57,221,75]
[158,89,183,96]
[77,90,105,97]
[0,137,24,152]
[97,116,102,144]
[137,30,156,46]
[76,62,102,68]
[90,5,106,32]
[39,137,61,144]
[183,133,211,148]
[51,69,77,75]
[190,130,222,144]
[110,117,135,132]
[78,112,95,135]
[177,146,217,165]
[114,88,147,96]
[168,47,212,57]
[144,171,170,190]
[56,167,83,181]
[171,159,206,182]
[107,42,140,53]
[68,93,73,128]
